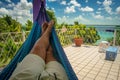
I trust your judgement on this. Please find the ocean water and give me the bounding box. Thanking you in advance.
[87,25,115,45]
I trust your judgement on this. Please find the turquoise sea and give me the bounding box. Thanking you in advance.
[87,25,115,45]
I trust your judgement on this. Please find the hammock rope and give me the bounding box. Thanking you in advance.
[0,0,78,80]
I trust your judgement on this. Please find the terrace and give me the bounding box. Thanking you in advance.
[0,28,120,80]
[64,45,120,80]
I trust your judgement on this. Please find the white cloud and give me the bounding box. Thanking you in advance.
[66,16,69,18]
[94,14,104,19]
[64,6,75,13]
[57,15,89,24]
[15,0,32,10]
[51,7,55,12]
[116,6,120,14]
[5,0,11,3]
[74,15,89,22]
[82,13,85,15]
[64,0,81,14]
[115,16,120,21]
[48,0,56,2]
[96,12,101,14]
[98,8,102,10]
[7,3,15,8]
[61,1,66,5]
[80,6,94,12]
[106,17,112,20]
[97,1,102,4]
[105,6,112,13]
[103,0,112,6]
[0,8,9,15]
[0,0,33,24]
[57,16,67,23]
[85,0,88,3]
[13,0,32,24]
[103,0,112,14]
[68,0,81,7]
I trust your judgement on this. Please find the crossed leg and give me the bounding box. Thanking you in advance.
[40,22,68,80]
[9,21,55,80]
[10,20,68,80]
[30,20,54,61]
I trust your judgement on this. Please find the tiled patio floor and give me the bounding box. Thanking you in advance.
[64,45,120,80]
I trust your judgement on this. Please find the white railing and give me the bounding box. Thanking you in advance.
[0,28,119,67]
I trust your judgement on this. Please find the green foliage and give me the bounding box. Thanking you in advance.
[25,20,33,31]
[74,21,79,25]
[0,12,57,66]
[3,15,12,25]
[58,32,73,46]
[107,37,113,45]
[46,9,57,26]
[56,23,100,46]
[116,30,120,45]
[72,25,100,44]
[115,26,120,45]
[0,18,9,32]
[55,24,63,29]
[0,38,21,67]
[0,15,22,33]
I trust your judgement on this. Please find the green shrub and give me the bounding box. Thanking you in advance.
[56,23,100,46]
[0,38,21,67]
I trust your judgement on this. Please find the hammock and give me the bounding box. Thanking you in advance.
[0,0,78,80]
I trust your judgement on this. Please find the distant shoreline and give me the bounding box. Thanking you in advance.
[86,25,119,26]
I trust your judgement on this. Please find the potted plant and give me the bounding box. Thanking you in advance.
[74,35,83,46]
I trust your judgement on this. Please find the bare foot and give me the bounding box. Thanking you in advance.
[42,20,54,38]
[42,22,48,34]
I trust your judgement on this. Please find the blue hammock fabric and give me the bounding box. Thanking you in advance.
[0,0,78,80]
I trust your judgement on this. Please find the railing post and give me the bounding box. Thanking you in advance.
[113,29,116,46]
[75,29,77,35]
[22,30,25,42]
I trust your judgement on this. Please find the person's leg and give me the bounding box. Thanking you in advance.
[10,21,54,80]
[30,20,54,60]
[9,54,45,80]
[40,45,68,80]
[45,45,56,64]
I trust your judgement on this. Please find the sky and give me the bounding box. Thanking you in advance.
[0,0,120,25]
